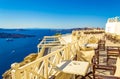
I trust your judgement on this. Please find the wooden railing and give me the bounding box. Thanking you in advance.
[11,41,80,79]
[72,30,105,43]
[37,36,63,52]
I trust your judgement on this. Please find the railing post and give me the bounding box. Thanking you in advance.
[38,47,40,53]
[24,69,30,79]
[44,59,48,79]
[11,63,21,79]
[67,43,71,59]
[37,44,42,53]
[64,47,68,60]
[64,44,71,60]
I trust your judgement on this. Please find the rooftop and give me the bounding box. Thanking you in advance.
[107,16,120,23]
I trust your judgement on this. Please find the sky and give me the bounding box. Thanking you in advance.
[0,0,120,29]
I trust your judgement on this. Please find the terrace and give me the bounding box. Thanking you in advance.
[3,29,120,79]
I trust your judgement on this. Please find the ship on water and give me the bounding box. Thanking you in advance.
[6,38,14,41]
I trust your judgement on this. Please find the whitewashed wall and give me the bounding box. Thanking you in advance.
[105,22,120,35]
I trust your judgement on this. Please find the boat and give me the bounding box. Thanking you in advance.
[11,50,15,53]
[38,38,42,41]
[6,38,14,41]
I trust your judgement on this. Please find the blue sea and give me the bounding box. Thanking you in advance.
[0,29,72,79]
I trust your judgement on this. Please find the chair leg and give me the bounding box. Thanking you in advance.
[107,55,109,65]
[81,71,93,79]
[107,57,108,65]
[88,75,93,79]
[81,76,85,79]
[49,75,56,79]
[93,65,95,79]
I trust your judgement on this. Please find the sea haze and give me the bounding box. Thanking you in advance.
[0,28,72,79]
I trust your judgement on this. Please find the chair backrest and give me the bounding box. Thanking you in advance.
[77,49,95,64]
[114,56,120,77]
[107,46,119,51]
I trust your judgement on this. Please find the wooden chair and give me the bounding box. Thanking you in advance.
[106,46,120,65]
[98,39,105,51]
[76,48,95,64]
[93,56,120,79]
[75,48,97,79]
[94,49,99,64]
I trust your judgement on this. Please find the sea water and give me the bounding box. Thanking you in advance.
[0,29,72,79]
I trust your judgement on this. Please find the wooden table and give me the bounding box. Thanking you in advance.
[86,44,98,49]
[56,60,90,76]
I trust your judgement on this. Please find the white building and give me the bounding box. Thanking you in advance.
[105,17,120,35]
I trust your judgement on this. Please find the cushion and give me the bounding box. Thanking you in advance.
[77,50,95,64]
